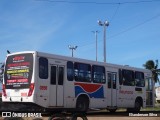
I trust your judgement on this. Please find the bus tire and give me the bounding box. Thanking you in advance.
[127,98,142,112]
[108,108,117,112]
[134,100,141,112]
[76,96,89,112]
[157,100,160,103]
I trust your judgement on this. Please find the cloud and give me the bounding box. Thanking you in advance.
[0,0,72,54]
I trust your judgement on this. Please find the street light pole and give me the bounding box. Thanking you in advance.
[68,45,78,57]
[104,25,106,63]
[92,31,99,61]
[98,20,109,63]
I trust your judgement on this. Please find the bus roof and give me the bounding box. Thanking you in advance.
[6,51,151,74]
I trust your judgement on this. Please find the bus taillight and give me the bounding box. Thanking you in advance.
[28,83,34,97]
[2,84,7,97]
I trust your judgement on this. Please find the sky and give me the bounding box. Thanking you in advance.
[0,0,160,70]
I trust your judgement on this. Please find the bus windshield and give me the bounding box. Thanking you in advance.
[4,53,33,89]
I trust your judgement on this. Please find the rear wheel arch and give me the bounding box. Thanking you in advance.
[76,94,90,112]
[127,96,143,112]
[134,96,143,112]
[135,97,143,107]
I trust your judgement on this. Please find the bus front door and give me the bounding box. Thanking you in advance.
[107,72,117,107]
[49,65,64,107]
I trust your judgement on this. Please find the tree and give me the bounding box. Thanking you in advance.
[143,60,160,83]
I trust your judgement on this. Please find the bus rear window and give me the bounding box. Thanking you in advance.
[4,53,33,89]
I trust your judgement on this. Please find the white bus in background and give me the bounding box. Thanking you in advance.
[2,51,154,112]
[155,86,160,103]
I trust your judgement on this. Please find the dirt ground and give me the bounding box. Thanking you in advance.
[87,117,160,120]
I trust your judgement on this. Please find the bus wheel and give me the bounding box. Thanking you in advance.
[157,100,160,103]
[76,97,89,112]
[127,100,141,112]
[134,100,141,112]
[108,108,117,112]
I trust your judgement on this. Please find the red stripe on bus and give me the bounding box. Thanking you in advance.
[75,82,102,93]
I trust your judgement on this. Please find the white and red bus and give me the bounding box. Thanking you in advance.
[2,51,154,112]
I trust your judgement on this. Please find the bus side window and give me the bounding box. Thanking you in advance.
[112,73,117,89]
[119,69,123,85]
[51,66,56,85]
[122,69,135,86]
[135,71,145,87]
[108,73,111,88]
[67,61,74,81]
[58,67,64,85]
[39,57,48,79]
[92,65,106,84]
[74,62,91,82]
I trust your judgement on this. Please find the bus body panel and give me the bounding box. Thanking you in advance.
[75,82,106,108]
[2,89,33,102]
[2,52,36,104]
[118,85,135,108]
[2,51,154,111]
[64,78,76,108]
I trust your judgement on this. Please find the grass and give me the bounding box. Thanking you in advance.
[141,103,160,111]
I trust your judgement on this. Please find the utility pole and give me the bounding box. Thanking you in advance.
[92,31,99,61]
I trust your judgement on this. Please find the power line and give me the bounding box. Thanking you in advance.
[108,13,160,39]
[35,0,160,48]
[116,0,160,4]
[78,12,160,48]
[110,3,120,23]
[36,0,160,5]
